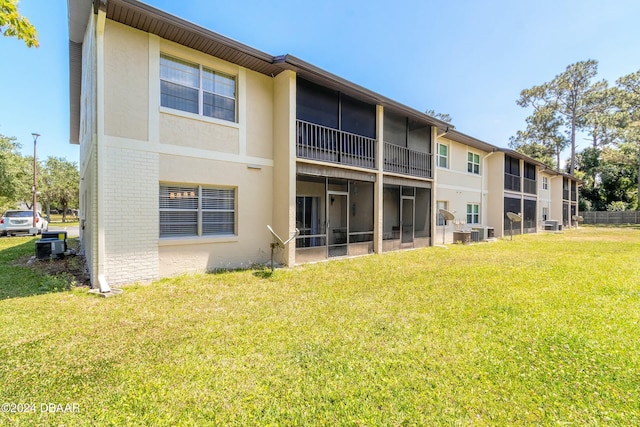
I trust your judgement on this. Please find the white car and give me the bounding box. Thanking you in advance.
[0,210,49,236]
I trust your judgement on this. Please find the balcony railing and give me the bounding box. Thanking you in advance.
[383,142,432,178]
[571,190,577,201]
[563,189,570,200]
[504,173,521,192]
[296,120,376,169]
[523,178,537,195]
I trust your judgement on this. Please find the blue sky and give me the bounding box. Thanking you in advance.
[1,0,639,166]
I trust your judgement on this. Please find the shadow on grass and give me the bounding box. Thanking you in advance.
[205,265,274,279]
[0,237,74,300]
[252,270,273,279]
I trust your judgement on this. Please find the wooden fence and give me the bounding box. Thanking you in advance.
[581,211,640,224]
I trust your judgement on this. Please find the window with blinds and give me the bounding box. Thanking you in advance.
[160,54,236,122]
[159,185,235,238]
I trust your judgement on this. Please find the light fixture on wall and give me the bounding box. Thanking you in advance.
[330,196,335,205]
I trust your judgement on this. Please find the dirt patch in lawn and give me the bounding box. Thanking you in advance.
[13,238,91,288]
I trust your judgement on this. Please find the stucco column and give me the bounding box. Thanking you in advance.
[272,70,297,265]
[431,126,438,246]
[373,105,384,253]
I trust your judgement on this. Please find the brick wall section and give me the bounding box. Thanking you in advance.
[80,145,98,284]
[103,145,159,285]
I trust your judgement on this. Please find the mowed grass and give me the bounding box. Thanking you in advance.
[1,228,639,426]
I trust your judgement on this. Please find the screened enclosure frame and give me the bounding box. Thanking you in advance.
[295,175,374,261]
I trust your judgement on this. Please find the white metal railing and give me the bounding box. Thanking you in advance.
[383,143,432,178]
[296,120,376,169]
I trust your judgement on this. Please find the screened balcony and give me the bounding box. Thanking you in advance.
[383,143,432,178]
[296,120,376,169]
[383,110,432,179]
[504,155,521,192]
[523,163,537,195]
[296,77,377,170]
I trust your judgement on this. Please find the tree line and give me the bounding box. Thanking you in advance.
[510,60,640,211]
[0,133,79,221]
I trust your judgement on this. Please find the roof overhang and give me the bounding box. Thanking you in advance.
[499,148,583,183]
[441,128,498,153]
[103,0,283,76]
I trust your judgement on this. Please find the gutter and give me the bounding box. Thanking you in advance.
[481,151,496,226]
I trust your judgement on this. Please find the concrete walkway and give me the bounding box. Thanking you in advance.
[48,224,80,238]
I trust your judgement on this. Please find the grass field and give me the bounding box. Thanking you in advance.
[47,213,79,225]
[1,228,639,425]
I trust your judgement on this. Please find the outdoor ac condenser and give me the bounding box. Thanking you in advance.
[35,239,66,260]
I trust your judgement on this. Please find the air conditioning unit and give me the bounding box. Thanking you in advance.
[41,231,68,251]
[35,239,66,260]
[472,226,486,241]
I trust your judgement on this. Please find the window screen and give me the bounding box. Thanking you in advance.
[341,94,376,138]
[296,78,339,128]
[505,155,520,176]
[524,162,536,180]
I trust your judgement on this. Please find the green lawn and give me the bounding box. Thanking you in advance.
[47,213,79,225]
[1,228,639,426]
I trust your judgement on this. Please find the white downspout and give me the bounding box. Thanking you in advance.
[433,127,448,245]
[481,151,495,227]
[96,9,110,294]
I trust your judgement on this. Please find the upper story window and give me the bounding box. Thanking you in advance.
[160,54,236,122]
[467,152,480,174]
[436,143,448,168]
[542,176,549,190]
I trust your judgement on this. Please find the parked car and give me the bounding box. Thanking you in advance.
[0,210,49,236]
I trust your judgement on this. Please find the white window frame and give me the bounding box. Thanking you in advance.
[159,184,236,238]
[160,54,237,122]
[542,176,549,190]
[436,143,449,169]
[467,151,480,175]
[466,203,480,224]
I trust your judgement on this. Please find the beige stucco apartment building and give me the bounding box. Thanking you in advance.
[68,0,579,288]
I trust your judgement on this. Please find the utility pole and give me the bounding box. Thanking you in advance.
[32,133,40,231]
